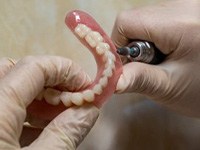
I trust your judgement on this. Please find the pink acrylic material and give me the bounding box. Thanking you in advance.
[65,10,122,107]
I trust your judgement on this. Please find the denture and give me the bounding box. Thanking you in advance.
[27,10,122,125]
[64,10,122,107]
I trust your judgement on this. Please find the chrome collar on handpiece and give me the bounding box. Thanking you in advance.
[117,41,166,64]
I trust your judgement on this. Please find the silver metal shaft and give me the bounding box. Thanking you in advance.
[117,41,165,64]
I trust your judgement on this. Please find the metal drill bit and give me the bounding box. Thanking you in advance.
[117,47,130,56]
[117,46,140,58]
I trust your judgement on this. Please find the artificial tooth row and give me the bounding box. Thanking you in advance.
[39,78,108,106]
[40,24,117,106]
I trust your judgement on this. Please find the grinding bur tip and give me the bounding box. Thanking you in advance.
[117,47,130,56]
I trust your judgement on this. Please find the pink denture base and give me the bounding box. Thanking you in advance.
[65,10,122,107]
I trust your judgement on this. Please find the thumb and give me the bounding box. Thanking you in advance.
[24,104,99,150]
[116,62,169,99]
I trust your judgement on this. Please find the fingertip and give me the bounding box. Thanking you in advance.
[27,104,99,150]
[115,74,127,93]
[115,62,141,94]
[116,61,169,99]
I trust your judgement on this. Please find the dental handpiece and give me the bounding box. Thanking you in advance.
[117,41,166,64]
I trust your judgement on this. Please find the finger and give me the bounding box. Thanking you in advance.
[0,57,16,78]
[115,62,169,99]
[111,9,151,48]
[24,104,99,150]
[111,6,180,55]
[0,56,91,148]
[20,124,43,147]
[111,12,130,48]
[1,56,91,106]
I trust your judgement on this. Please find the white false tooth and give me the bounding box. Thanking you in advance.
[93,84,103,95]
[85,33,97,48]
[99,77,108,88]
[104,51,116,62]
[75,24,91,38]
[82,90,95,102]
[44,88,61,105]
[71,93,84,106]
[60,92,72,107]
[85,31,103,48]
[105,59,115,69]
[92,31,103,42]
[96,42,110,55]
[103,67,113,77]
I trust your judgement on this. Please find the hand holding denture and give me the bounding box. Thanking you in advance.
[112,0,200,117]
[0,56,99,149]
[26,10,122,126]
[0,9,124,149]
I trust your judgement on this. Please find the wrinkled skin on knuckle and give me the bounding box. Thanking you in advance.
[44,106,99,149]
[114,11,128,33]
[129,67,147,93]
[139,67,169,98]
[112,10,131,48]
[124,63,154,94]
[126,63,174,103]
[116,9,141,35]
[19,56,75,88]
[58,61,91,92]
[19,56,38,66]
[0,58,15,78]
[41,57,69,87]
[153,64,193,106]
